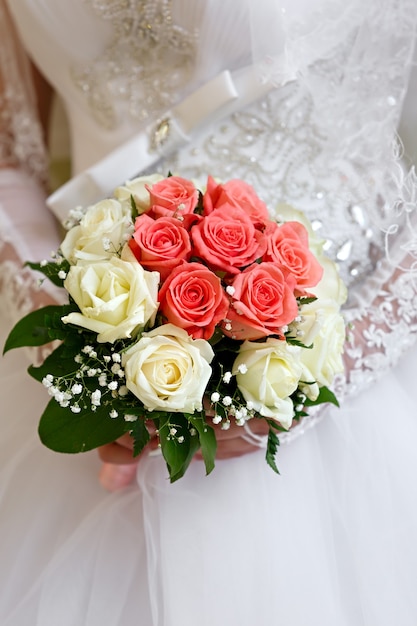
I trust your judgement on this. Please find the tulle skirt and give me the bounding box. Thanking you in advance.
[1,312,417,626]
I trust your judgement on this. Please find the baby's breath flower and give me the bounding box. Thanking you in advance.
[170,427,177,436]
[102,237,111,251]
[109,409,118,418]
[222,396,232,407]
[124,414,138,422]
[108,381,118,391]
[211,391,220,403]
[112,353,121,363]
[223,371,232,384]
[55,391,65,404]
[225,286,235,296]
[237,363,248,374]
[221,421,231,431]
[177,436,185,443]
[71,405,81,413]
[98,373,107,387]
[212,415,222,425]
[118,385,129,396]
[91,390,102,406]
[71,383,82,395]
[58,270,67,280]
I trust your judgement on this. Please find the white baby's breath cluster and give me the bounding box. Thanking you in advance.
[42,345,132,420]
[209,365,257,431]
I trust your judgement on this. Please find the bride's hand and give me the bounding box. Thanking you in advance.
[97,417,269,490]
[195,418,269,460]
[98,426,158,491]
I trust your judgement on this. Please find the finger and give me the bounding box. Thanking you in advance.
[194,436,262,460]
[98,440,136,464]
[99,462,139,491]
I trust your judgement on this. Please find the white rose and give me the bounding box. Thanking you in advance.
[233,339,303,429]
[114,173,164,214]
[313,255,347,306]
[299,305,345,389]
[61,199,133,264]
[61,252,159,343]
[122,324,214,413]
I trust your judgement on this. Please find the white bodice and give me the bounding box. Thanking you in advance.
[7,0,416,293]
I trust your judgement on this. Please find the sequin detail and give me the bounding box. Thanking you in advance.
[71,0,198,129]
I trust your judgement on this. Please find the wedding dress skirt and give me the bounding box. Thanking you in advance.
[2,309,417,626]
[1,0,417,624]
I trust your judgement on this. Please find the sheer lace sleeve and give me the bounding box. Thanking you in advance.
[342,163,417,396]
[0,0,62,330]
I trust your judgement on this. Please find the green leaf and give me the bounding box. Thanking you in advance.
[297,296,318,306]
[304,385,340,408]
[129,418,151,457]
[286,337,313,349]
[38,399,128,453]
[187,415,217,476]
[158,416,192,481]
[3,305,72,354]
[28,342,81,382]
[265,428,280,474]
[168,436,200,483]
[26,259,70,287]
[130,194,139,221]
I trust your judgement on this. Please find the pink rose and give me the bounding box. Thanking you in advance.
[263,221,323,292]
[222,262,298,340]
[158,262,229,340]
[191,206,267,275]
[147,176,199,219]
[203,176,269,227]
[129,214,192,282]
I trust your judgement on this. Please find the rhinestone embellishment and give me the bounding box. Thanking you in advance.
[150,117,171,152]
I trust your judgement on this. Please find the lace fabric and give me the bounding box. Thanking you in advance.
[0,0,47,182]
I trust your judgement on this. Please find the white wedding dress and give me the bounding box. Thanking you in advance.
[1,1,417,625]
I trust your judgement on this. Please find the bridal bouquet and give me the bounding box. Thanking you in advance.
[4,174,346,481]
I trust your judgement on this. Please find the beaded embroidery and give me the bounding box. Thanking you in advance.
[71,0,198,129]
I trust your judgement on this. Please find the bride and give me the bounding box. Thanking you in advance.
[1,1,417,624]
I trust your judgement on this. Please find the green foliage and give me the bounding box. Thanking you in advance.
[265,428,280,475]
[3,304,75,354]
[26,259,70,287]
[297,295,318,306]
[158,414,200,482]
[130,194,139,221]
[38,399,128,453]
[304,385,340,408]
[129,417,151,457]
[187,414,217,476]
